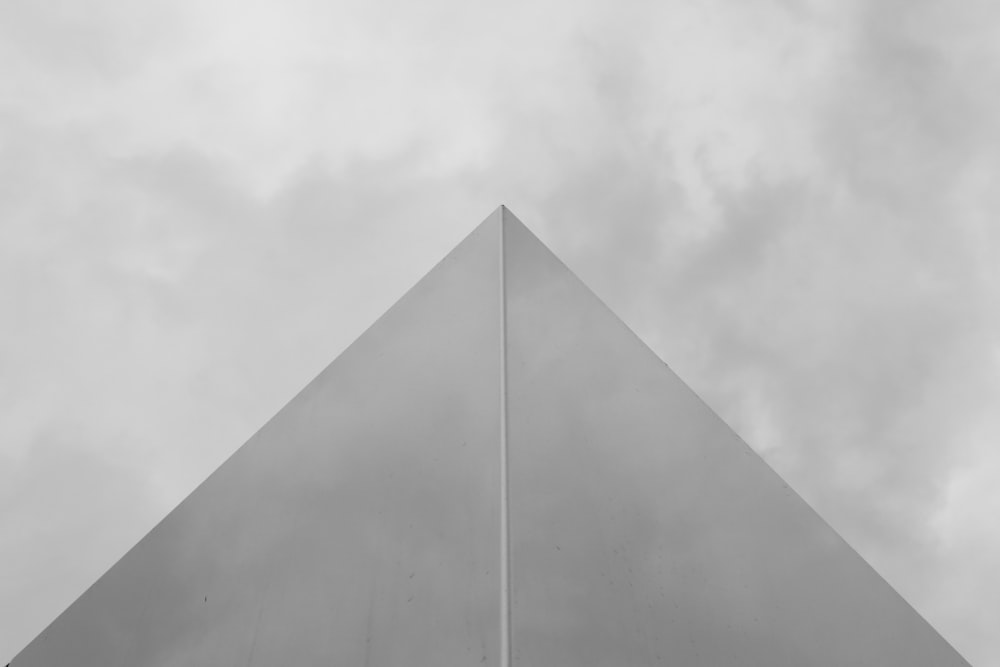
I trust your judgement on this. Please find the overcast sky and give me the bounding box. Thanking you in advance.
[1,0,998,663]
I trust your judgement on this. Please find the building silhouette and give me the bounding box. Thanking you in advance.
[8,207,969,666]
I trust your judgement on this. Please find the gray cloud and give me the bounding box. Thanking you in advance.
[2,0,998,664]
[476,2,1000,661]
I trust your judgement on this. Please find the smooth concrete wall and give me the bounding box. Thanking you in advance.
[10,208,968,666]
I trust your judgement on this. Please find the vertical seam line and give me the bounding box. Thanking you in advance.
[499,206,511,667]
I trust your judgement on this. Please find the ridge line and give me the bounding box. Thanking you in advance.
[498,206,511,667]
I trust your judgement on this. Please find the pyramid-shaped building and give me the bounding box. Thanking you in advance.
[9,207,968,666]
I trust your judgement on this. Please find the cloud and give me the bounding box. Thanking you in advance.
[1,0,999,664]
[469,1,1000,661]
